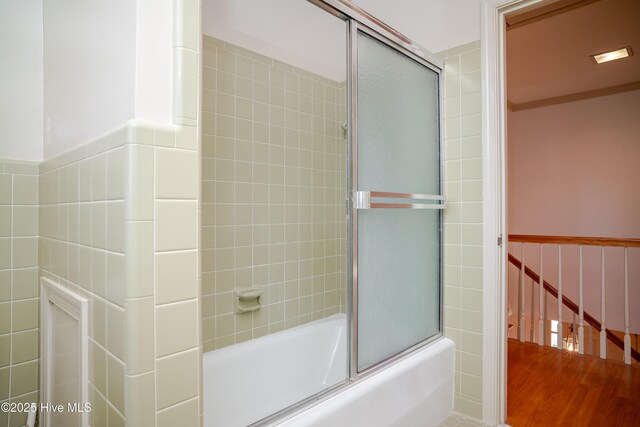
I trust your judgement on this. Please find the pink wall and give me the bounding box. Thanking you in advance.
[507,90,640,334]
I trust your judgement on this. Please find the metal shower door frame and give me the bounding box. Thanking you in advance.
[346,18,445,379]
[252,1,445,424]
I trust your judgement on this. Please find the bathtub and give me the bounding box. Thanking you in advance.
[203,313,454,427]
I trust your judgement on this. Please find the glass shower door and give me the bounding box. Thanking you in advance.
[353,29,443,371]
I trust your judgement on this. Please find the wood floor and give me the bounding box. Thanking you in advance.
[507,339,640,427]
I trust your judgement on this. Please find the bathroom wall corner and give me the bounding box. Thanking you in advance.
[440,40,484,421]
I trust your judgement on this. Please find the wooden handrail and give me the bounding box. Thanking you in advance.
[508,253,640,363]
[509,234,640,248]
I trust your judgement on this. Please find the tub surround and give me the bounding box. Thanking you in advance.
[0,159,39,427]
[440,41,484,419]
[201,36,347,351]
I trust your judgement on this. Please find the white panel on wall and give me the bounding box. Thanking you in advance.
[43,0,136,160]
[0,0,43,162]
[40,277,89,427]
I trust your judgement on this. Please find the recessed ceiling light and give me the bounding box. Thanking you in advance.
[591,46,633,64]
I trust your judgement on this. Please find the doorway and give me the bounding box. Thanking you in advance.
[484,0,640,424]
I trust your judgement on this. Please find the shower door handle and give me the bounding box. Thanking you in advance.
[353,191,446,210]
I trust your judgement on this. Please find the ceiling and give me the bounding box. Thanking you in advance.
[506,0,640,108]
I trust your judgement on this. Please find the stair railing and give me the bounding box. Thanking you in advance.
[508,234,640,364]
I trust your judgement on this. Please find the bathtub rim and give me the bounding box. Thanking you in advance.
[255,331,447,427]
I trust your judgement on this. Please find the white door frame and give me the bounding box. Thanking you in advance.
[481,0,547,424]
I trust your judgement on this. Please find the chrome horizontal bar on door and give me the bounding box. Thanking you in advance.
[353,191,446,210]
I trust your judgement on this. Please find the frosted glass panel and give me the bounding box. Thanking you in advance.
[356,31,441,371]
[356,33,439,194]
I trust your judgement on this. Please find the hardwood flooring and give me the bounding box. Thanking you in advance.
[507,339,640,427]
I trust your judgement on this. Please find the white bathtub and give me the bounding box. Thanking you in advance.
[203,314,454,427]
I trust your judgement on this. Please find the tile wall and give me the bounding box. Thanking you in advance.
[0,2,201,426]
[439,41,484,420]
[0,160,39,427]
[201,36,347,351]
[39,126,128,427]
[37,120,200,427]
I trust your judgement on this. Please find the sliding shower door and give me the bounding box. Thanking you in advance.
[352,27,443,372]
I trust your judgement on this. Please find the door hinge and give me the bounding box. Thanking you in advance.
[497,235,503,247]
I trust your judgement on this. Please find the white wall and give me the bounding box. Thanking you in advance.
[0,0,43,162]
[43,0,174,160]
[43,0,136,159]
[203,0,346,81]
[508,90,640,333]
[353,0,481,53]
[508,91,640,238]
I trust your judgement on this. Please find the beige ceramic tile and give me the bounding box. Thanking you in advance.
[91,202,107,250]
[107,355,125,414]
[91,249,107,298]
[0,366,8,401]
[125,144,154,221]
[11,237,37,268]
[12,206,37,237]
[107,403,125,427]
[0,174,11,204]
[0,206,10,237]
[155,148,198,199]
[11,299,38,332]
[125,221,154,298]
[155,250,198,304]
[106,147,125,200]
[155,201,197,252]
[106,252,125,307]
[0,335,9,367]
[176,125,198,150]
[156,349,198,410]
[10,360,38,396]
[126,372,155,425]
[106,202,125,253]
[125,297,155,375]
[157,397,199,427]
[90,385,107,427]
[92,297,107,347]
[453,396,482,420]
[11,329,38,364]
[0,270,12,303]
[91,154,107,201]
[155,300,198,357]
[106,305,125,362]
[0,239,10,270]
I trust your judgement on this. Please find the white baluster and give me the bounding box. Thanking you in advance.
[578,246,584,354]
[519,243,525,342]
[530,269,535,342]
[624,247,630,365]
[538,244,544,346]
[543,289,547,346]
[557,245,563,350]
[600,247,607,359]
